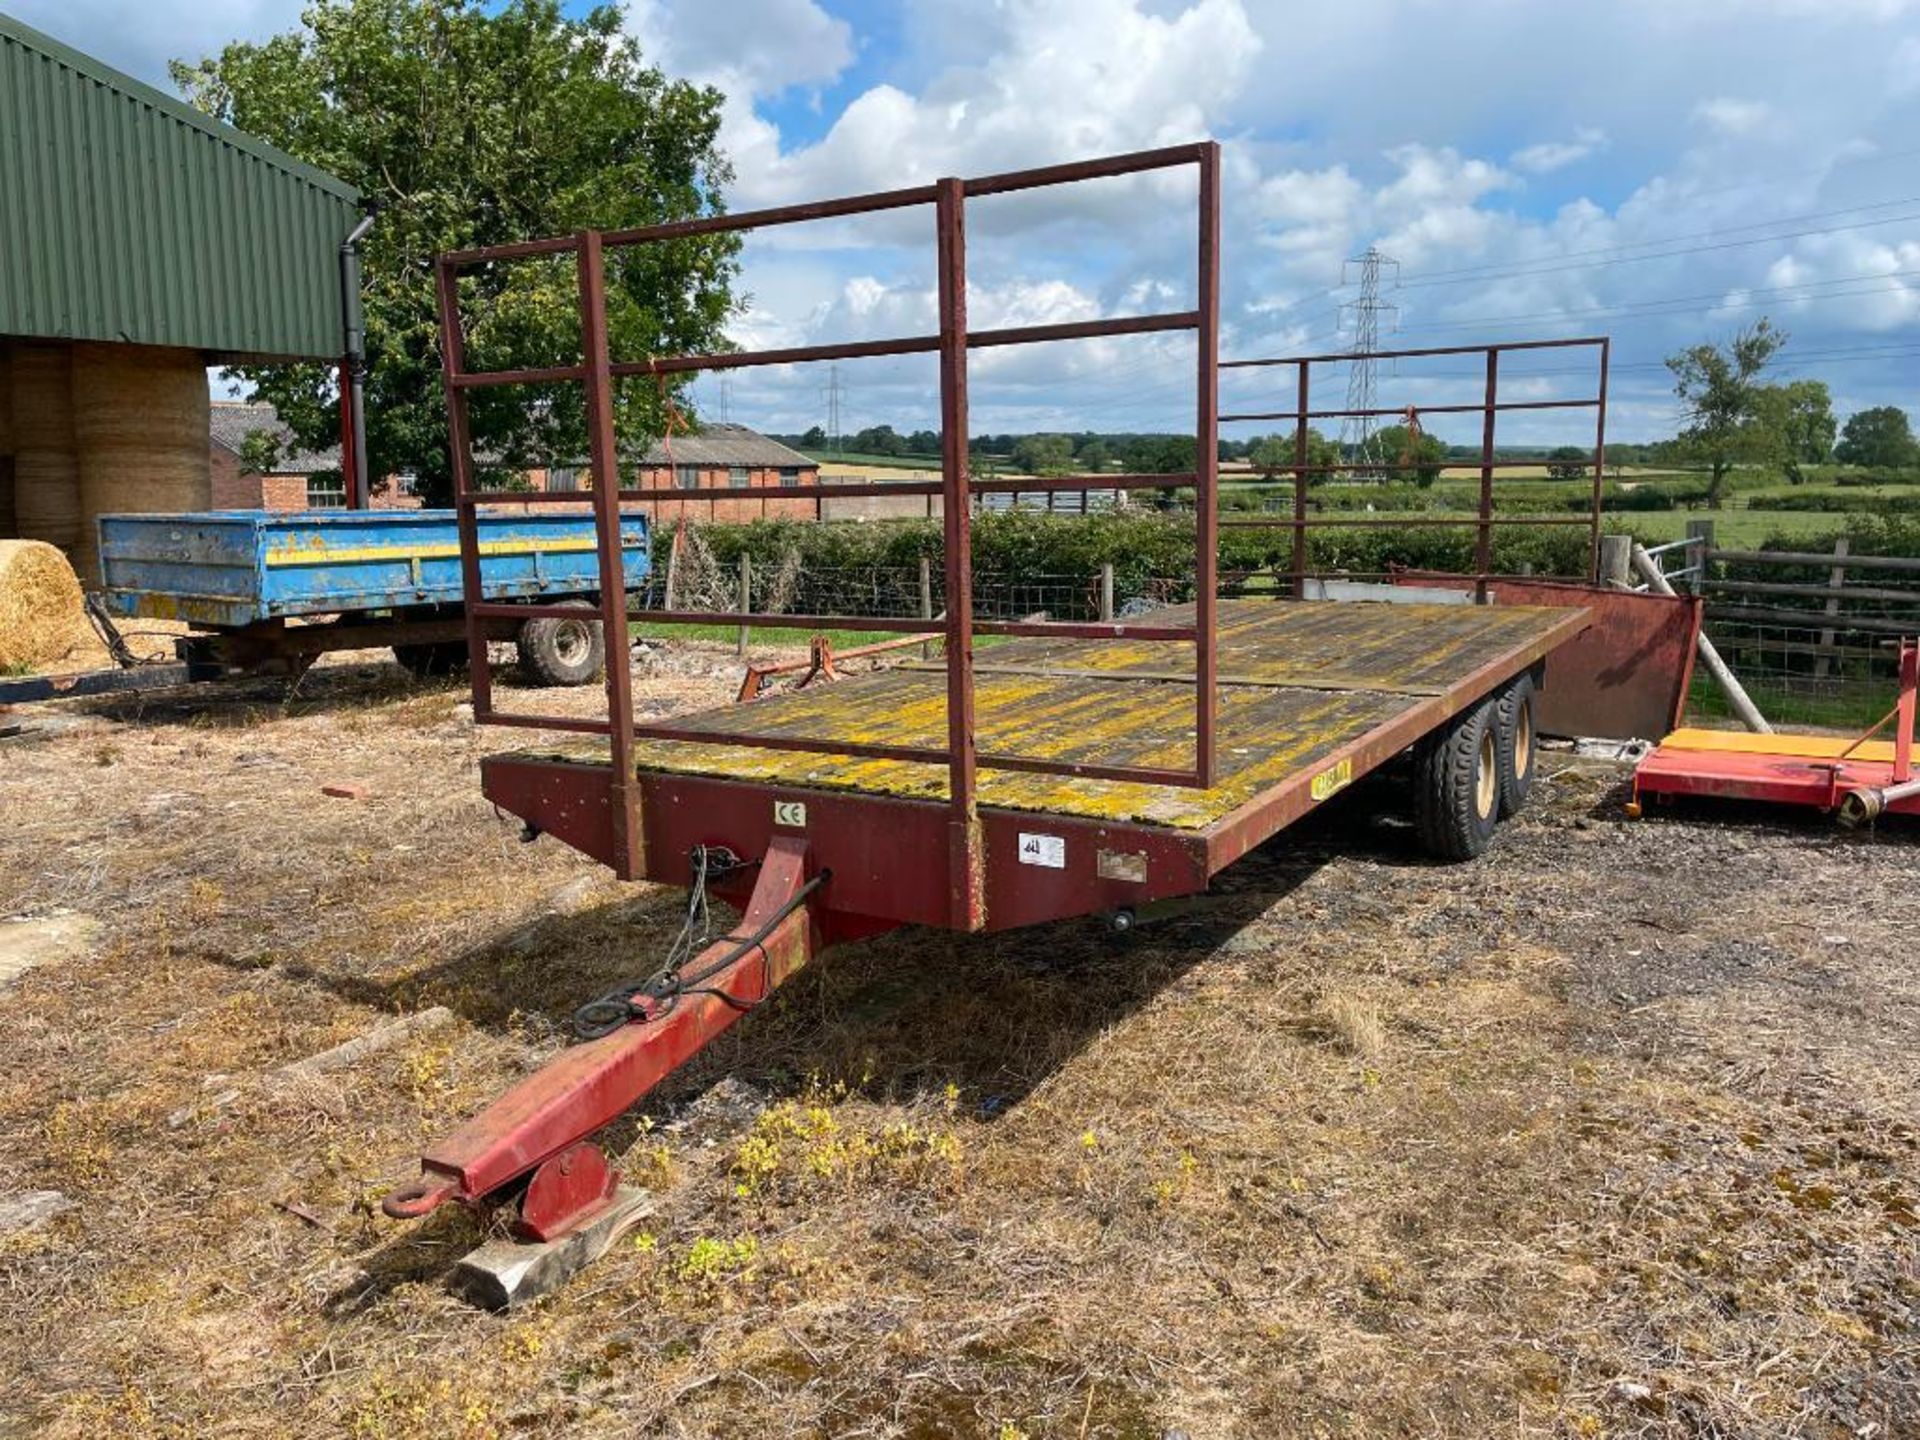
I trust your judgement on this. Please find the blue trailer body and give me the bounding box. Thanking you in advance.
[96,510,649,629]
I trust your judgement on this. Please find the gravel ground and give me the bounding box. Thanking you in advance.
[0,645,1914,1439]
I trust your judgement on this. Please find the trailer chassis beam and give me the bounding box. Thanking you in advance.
[382,836,823,1239]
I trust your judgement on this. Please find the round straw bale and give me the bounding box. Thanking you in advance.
[72,343,211,588]
[0,342,14,537]
[0,538,86,670]
[10,344,80,553]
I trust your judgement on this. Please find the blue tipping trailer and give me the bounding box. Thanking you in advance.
[0,509,650,702]
[98,510,647,629]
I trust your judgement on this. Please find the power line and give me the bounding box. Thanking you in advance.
[1398,195,1920,287]
[1394,208,1920,294]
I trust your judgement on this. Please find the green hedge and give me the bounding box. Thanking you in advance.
[693,511,1606,607]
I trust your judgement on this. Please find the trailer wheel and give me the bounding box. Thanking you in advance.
[517,602,606,687]
[1494,672,1538,818]
[393,641,469,677]
[1413,697,1501,861]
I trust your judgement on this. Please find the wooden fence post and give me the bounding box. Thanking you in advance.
[1599,534,1633,589]
[1813,536,1851,682]
[1685,518,1714,596]
[1100,562,1115,622]
[737,552,752,658]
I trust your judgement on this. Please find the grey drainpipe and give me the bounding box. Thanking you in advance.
[340,209,378,508]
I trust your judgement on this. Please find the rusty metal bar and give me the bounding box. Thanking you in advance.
[1219,514,1591,529]
[1194,140,1221,788]
[435,257,495,722]
[936,176,984,929]
[1292,360,1309,599]
[1590,336,1611,583]
[1222,336,1608,367]
[630,722,1201,788]
[965,142,1211,196]
[612,472,1196,504]
[1221,396,1596,424]
[1476,348,1499,603]
[610,312,1197,379]
[578,230,644,879]
[451,364,588,390]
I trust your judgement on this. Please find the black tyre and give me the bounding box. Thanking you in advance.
[392,640,470,677]
[516,601,606,687]
[1413,697,1502,861]
[1494,671,1538,818]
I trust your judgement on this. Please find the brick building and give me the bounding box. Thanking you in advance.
[209,401,416,511]
[631,425,820,523]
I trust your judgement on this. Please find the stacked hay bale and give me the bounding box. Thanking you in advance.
[0,539,86,671]
[0,344,14,536]
[72,343,211,588]
[10,343,81,556]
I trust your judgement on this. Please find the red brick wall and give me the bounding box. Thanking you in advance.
[209,444,260,508]
[634,463,820,524]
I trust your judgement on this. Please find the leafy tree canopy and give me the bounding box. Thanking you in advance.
[1370,424,1447,487]
[173,0,739,503]
[1666,319,1786,505]
[1012,434,1074,475]
[1835,405,1918,469]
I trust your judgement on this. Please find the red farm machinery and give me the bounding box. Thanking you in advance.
[379,143,1660,1298]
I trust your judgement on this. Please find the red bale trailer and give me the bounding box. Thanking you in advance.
[379,143,1618,1301]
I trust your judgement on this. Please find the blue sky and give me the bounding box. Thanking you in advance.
[16,0,1920,445]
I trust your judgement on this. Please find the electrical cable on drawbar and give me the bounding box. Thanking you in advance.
[571,846,826,1041]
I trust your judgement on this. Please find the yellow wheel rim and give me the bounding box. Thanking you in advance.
[1476,727,1498,821]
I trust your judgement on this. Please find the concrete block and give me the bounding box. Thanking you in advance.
[0,914,100,992]
[0,1190,76,1235]
[453,1186,654,1310]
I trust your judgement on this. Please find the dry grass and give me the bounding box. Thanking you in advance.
[0,646,1916,1438]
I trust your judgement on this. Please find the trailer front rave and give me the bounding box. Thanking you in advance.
[379,142,1615,1302]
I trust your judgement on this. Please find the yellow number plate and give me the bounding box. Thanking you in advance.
[1309,757,1354,803]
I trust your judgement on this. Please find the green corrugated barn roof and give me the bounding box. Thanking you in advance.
[0,12,361,362]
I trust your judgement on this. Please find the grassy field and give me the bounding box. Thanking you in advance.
[3,650,1916,1437]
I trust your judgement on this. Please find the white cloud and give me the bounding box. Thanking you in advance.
[627,0,854,98]
[1692,97,1772,136]
[6,0,305,89]
[723,0,1261,210]
[1510,128,1609,175]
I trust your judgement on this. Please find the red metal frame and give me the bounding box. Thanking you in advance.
[382,836,820,1231]
[1220,335,1611,594]
[1632,638,1919,819]
[437,143,1223,927]
[398,147,1616,1248]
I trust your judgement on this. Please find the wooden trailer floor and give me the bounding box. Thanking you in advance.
[595,600,1587,833]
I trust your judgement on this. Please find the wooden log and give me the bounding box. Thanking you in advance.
[278,1006,455,1079]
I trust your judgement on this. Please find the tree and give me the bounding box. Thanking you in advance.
[1749,379,1835,482]
[849,424,904,456]
[1075,437,1111,472]
[1835,405,1919,469]
[799,425,827,449]
[1012,434,1074,474]
[905,429,941,456]
[1666,319,1787,506]
[1248,427,1338,479]
[172,0,739,505]
[1370,424,1447,487]
[1545,446,1590,481]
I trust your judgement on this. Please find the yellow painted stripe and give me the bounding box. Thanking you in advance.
[1658,727,1898,764]
[263,536,637,566]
